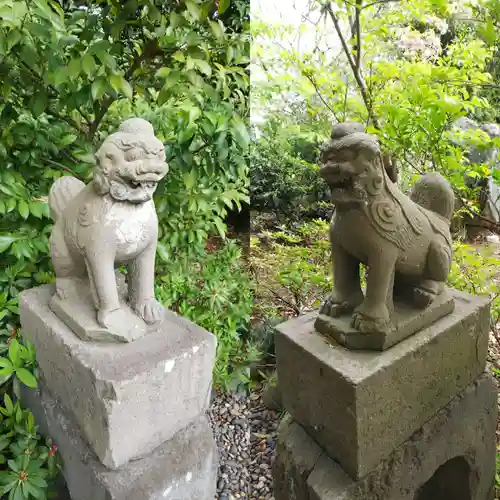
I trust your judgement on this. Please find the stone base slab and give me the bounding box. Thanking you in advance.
[273,371,497,500]
[275,289,490,479]
[22,382,218,500]
[315,288,454,350]
[20,285,216,470]
[49,273,148,343]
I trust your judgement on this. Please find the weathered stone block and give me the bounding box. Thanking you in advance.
[20,285,216,470]
[275,290,490,479]
[22,381,218,500]
[273,371,497,500]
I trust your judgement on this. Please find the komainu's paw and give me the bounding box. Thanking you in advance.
[134,297,164,324]
[319,291,363,317]
[351,303,390,334]
[413,279,445,308]
[97,307,129,330]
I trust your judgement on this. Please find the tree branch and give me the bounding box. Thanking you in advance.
[324,2,379,128]
[45,159,81,179]
[303,73,340,120]
[361,0,402,11]
[355,0,362,70]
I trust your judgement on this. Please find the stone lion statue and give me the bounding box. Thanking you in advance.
[318,123,455,336]
[48,118,169,341]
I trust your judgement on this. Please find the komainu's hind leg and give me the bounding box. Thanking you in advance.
[50,224,84,300]
[413,239,451,308]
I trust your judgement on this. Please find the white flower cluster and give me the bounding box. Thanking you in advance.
[396,27,442,61]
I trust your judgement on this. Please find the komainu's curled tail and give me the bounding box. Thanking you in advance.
[48,176,85,222]
[409,172,455,222]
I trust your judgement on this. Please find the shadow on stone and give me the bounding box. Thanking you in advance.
[414,456,472,500]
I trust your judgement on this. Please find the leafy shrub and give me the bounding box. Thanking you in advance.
[155,241,254,389]
[0,331,61,500]
[0,394,60,500]
[0,336,37,396]
[250,123,329,221]
[447,241,500,325]
[251,220,332,319]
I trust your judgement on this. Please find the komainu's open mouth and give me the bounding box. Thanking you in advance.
[327,176,354,191]
[125,179,157,190]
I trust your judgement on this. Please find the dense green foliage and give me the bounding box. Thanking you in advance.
[0,0,253,393]
[0,0,252,495]
[250,120,330,221]
[0,392,60,500]
[251,0,500,223]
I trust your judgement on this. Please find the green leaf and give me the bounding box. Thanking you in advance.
[28,202,44,219]
[0,436,11,453]
[67,58,80,79]
[27,476,47,488]
[91,79,107,100]
[6,198,16,213]
[119,77,133,99]
[12,482,24,500]
[59,134,77,147]
[31,90,48,118]
[193,59,212,77]
[218,0,231,15]
[183,170,197,189]
[108,73,133,98]
[156,242,169,263]
[17,200,29,220]
[24,482,45,499]
[185,0,202,20]
[3,394,13,415]
[15,369,37,389]
[230,117,249,149]
[213,217,227,239]
[209,20,224,40]
[8,340,21,368]
[81,54,95,76]
[90,39,112,60]
[0,236,17,253]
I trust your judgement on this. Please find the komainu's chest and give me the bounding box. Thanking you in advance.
[111,203,156,260]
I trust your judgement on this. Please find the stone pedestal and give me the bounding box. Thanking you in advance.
[273,290,497,499]
[20,285,218,500]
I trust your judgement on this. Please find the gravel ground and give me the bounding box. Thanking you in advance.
[207,330,500,500]
[208,385,280,500]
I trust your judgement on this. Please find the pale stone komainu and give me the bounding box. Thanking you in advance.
[20,118,219,500]
[48,118,169,342]
[315,122,456,350]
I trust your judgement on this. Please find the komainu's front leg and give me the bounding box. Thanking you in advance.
[84,245,124,329]
[352,250,397,333]
[320,242,364,317]
[128,242,164,324]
